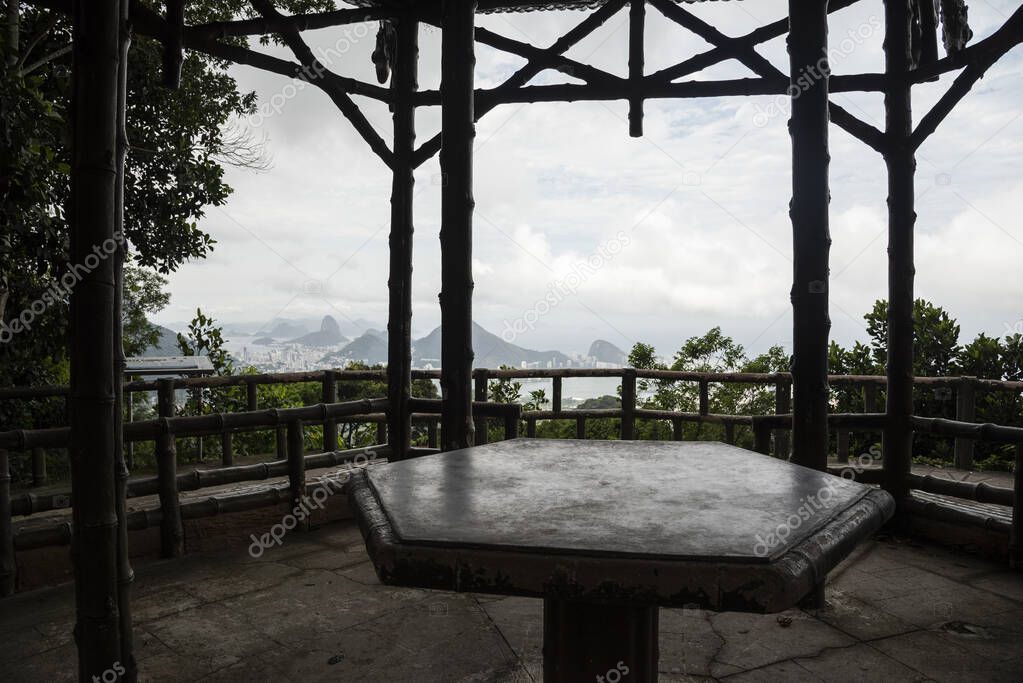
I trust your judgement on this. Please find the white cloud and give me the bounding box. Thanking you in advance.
[158,0,1023,357]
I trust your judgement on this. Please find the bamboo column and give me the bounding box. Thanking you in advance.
[388,17,419,461]
[882,0,915,507]
[112,0,136,674]
[439,0,477,451]
[69,0,123,674]
[788,0,832,471]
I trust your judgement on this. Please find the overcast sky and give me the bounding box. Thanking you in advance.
[154,0,1023,359]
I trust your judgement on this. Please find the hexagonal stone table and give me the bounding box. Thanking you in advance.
[349,439,894,682]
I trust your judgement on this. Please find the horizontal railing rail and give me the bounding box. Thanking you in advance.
[1,366,1020,596]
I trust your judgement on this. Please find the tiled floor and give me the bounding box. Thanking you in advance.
[2,520,1021,681]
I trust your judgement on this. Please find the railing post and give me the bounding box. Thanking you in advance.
[475,370,489,445]
[672,417,684,441]
[0,448,14,596]
[576,416,586,440]
[837,430,850,463]
[699,380,710,417]
[287,419,307,531]
[156,379,184,558]
[1011,443,1022,570]
[621,369,637,440]
[322,370,337,452]
[753,419,771,456]
[504,405,521,440]
[724,421,735,445]
[552,376,563,415]
[863,383,878,413]
[376,421,388,446]
[221,432,233,467]
[276,426,286,461]
[527,417,537,438]
[955,377,977,470]
[775,381,791,459]
[427,420,438,449]
[246,379,258,411]
[32,447,47,487]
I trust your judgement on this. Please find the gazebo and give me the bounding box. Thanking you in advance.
[23,0,1023,680]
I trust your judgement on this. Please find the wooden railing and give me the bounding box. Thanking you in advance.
[1,367,1021,595]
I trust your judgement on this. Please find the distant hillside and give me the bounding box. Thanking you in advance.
[321,329,388,365]
[287,316,348,347]
[259,319,309,339]
[413,322,570,369]
[588,339,627,364]
[319,323,572,369]
[143,325,182,357]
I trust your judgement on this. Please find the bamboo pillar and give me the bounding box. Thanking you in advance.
[628,0,645,137]
[0,448,13,596]
[388,17,419,462]
[112,0,136,673]
[882,0,916,506]
[439,0,477,451]
[156,380,183,558]
[577,417,587,439]
[788,0,832,471]
[69,0,123,672]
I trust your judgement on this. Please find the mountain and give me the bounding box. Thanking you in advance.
[287,316,348,347]
[141,325,182,357]
[588,339,627,364]
[264,319,311,339]
[413,322,570,369]
[321,330,388,366]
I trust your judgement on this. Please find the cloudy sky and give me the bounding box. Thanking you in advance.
[154,0,1023,359]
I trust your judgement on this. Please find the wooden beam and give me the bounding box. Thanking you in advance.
[882,0,916,509]
[911,3,1023,83]
[788,0,832,471]
[69,0,123,674]
[829,101,886,153]
[473,26,623,89]
[628,0,645,137]
[909,6,1023,151]
[162,0,183,87]
[411,0,625,167]
[245,0,394,167]
[388,17,418,461]
[439,0,476,451]
[186,7,395,41]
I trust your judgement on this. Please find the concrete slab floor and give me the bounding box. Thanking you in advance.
[1,521,1021,682]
